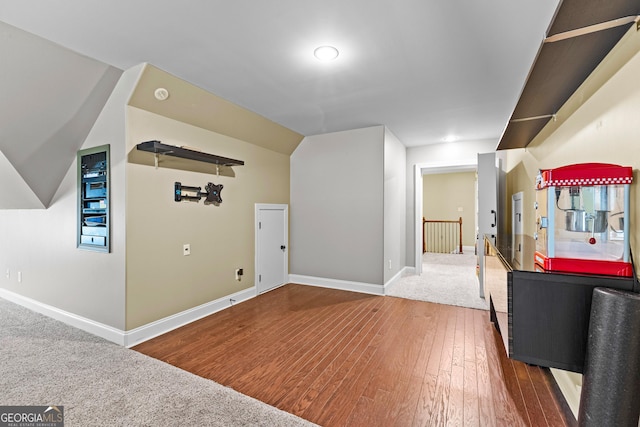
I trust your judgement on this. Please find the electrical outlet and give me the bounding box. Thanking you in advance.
[17,271,22,283]
[235,268,243,281]
[5,269,9,279]
[183,244,191,256]
[388,260,392,270]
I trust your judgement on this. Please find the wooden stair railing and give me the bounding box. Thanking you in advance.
[423,217,463,254]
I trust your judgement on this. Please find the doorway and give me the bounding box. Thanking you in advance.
[396,161,485,309]
[413,161,477,275]
[255,204,288,294]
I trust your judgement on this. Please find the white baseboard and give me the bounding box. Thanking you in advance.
[551,368,582,419]
[384,266,414,294]
[0,287,257,348]
[124,287,256,347]
[289,274,384,295]
[0,288,125,345]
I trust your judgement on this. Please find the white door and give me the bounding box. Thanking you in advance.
[512,192,524,269]
[255,204,288,294]
[477,152,498,298]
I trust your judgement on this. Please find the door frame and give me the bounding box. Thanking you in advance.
[476,152,499,298]
[414,160,477,275]
[255,203,289,294]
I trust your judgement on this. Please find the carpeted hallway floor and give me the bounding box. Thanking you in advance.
[386,251,489,310]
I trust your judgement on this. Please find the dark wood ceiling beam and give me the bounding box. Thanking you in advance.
[545,15,638,43]
[548,0,639,36]
[497,1,640,150]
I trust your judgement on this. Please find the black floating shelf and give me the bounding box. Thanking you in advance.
[136,140,244,166]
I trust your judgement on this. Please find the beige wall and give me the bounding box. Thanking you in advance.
[125,107,290,329]
[423,171,476,246]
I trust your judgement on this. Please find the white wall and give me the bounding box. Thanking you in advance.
[383,128,407,283]
[290,126,385,286]
[0,21,121,209]
[0,65,142,330]
[405,139,497,266]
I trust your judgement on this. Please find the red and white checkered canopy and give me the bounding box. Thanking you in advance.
[536,163,633,189]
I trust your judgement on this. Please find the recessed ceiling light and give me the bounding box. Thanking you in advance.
[314,45,339,61]
[443,135,458,143]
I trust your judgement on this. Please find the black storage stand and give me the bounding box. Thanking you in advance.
[77,145,110,252]
[484,236,636,373]
[509,270,635,372]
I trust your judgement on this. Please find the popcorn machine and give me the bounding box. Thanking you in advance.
[535,163,633,277]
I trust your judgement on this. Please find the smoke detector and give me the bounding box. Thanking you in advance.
[154,87,170,101]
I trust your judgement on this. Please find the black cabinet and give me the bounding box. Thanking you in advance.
[509,270,634,373]
[484,235,636,373]
[77,145,110,252]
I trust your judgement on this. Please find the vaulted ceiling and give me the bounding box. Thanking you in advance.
[0,0,561,149]
[0,21,121,208]
[2,1,636,209]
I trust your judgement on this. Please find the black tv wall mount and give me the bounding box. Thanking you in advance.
[175,182,223,205]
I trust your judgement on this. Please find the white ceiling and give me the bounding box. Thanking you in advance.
[0,0,561,147]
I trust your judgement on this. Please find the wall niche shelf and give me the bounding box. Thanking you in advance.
[77,144,110,252]
[136,140,244,167]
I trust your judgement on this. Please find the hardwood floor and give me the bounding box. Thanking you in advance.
[134,284,574,426]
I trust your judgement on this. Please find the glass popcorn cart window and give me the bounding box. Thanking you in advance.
[535,163,633,277]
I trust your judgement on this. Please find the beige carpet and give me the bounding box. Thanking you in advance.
[387,251,489,310]
[0,297,318,427]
